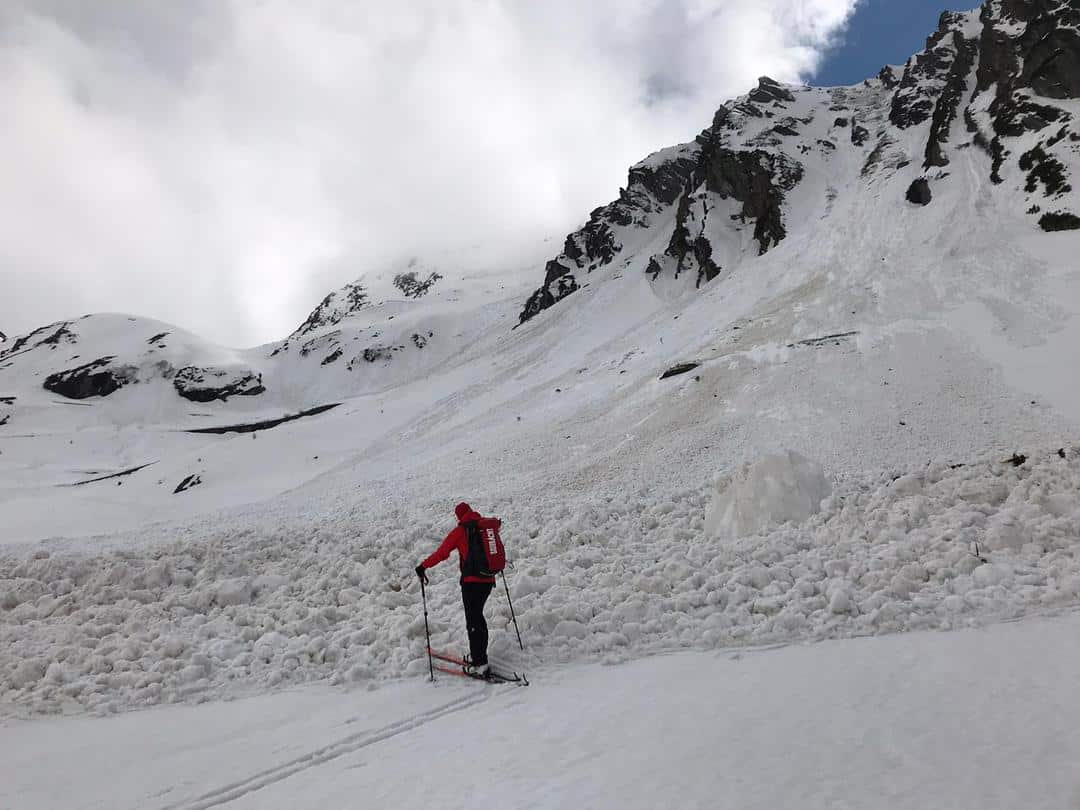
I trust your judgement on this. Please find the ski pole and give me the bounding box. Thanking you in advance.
[420,577,434,682]
[501,571,524,651]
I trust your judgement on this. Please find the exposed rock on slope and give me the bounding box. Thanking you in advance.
[43,357,136,399]
[288,282,370,341]
[520,0,1080,324]
[173,367,265,402]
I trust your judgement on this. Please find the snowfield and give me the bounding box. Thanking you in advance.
[5,612,1080,810]
[2,447,1078,716]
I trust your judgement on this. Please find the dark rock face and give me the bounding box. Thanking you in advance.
[173,367,265,402]
[361,346,394,364]
[519,144,702,323]
[1020,145,1072,195]
[519,261,582,324]
[393,271,442,298]
[891,15,973,132]
[44,357,135,399]
[659,362,700,380]
[748,76,796,105]
[906,178,933,205]
[0,321,76,361]
[877,66,900,89]
[851,121,870,147]
[966,0,1079,192]
[644,144,803,290]
[625,150,703,210]
[924,32,978,168]
[646,193,721,289]
[1018,22,1080,99]
[174,474,202,494]
[291,282,370,339]
[187,403,340,435]
[1039,211,1080,231]
[703,149,803,254]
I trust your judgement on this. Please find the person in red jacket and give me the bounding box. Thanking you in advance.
[416,502,500,676]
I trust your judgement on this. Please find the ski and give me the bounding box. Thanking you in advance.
[429,648,529,686]
[428,647,467,667]
[433,663,527,685]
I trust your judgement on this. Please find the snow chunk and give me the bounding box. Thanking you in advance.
[706,451,831,538]
[10,659,46,688]
[552,620,589,639]
[213,578,254,607]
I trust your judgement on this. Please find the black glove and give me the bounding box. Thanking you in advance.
[415,565,428,585]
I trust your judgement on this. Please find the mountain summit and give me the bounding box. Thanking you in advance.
[520,0,1079,323]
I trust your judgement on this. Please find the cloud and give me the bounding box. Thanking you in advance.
[0,0,858,346]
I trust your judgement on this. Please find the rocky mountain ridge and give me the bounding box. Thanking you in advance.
[1,0,1076,418]
[519,0,1079,324]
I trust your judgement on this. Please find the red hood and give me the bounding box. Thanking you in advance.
[458,510,483,524]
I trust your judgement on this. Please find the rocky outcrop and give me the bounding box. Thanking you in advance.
[173,474,203,494]
[659,362,700,380]
[1039,211,1080,231]
[646,192,721,289]
[967,0,1077,193]
[520,78,805,323]
[1010,0,1080,98]
[289,282,370,340]
[517,3,1079,326]
[748,76,796,105]
[701,149,803,254]
[519,143,702,323]
[0,321,76,362]
[924,31,978,168]
[851,121,870,147]
[173,367,266,402]
[1020,145,1072,196]
[44,357,136,399]
[890,13,972,131]
[906,178,933,205]
[393,271,442,299]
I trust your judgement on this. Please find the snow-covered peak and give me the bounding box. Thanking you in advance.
[519,0,1080,324]
[290,281,373,339]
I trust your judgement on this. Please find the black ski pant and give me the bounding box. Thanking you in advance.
[461,581,494,666]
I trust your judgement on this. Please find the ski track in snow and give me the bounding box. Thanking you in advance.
[161,688,490,810]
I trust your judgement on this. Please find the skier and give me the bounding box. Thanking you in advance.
[415,502,503,677]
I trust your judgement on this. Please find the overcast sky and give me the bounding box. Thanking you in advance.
[1,0,860,347]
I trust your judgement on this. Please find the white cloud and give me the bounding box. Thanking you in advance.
[0,0,858,346]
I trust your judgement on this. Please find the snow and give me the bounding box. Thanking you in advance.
[1,5,1079,806]
[4,612,1080,810]
[2,447,1078,715]
[705,449,831,538]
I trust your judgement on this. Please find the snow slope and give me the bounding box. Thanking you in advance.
[5,612,1080,810]
[0,0,1078,758]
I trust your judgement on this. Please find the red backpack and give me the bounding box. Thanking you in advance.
[462,519,506,578]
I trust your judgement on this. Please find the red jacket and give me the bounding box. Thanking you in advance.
[422,509,501,584]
